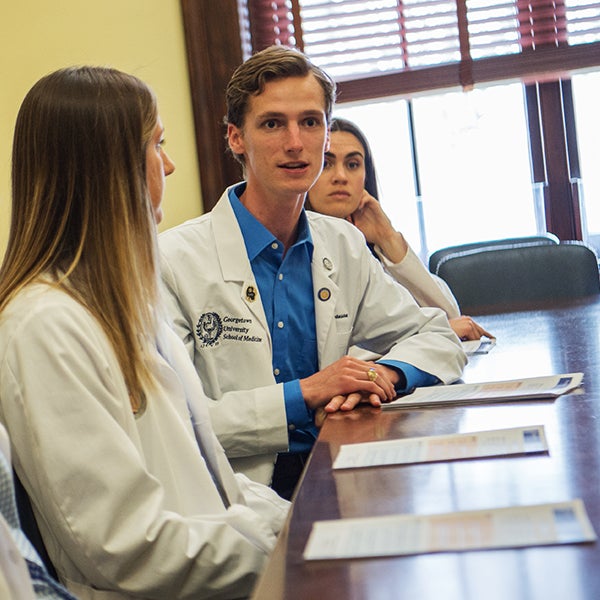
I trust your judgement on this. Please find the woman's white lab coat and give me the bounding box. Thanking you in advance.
[374,245,461,319]
[0,283,288,600]
[159,188,468,485]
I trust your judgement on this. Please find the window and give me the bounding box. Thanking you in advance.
[179,0,600,242]
[572,70,600,252]
[238,0,600,251]
[244,0,600,99]
[335,83,537,258]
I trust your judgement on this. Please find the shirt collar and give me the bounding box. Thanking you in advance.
[228,183,313,261]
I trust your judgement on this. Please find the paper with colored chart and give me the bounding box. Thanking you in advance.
[303,499,596,561]
[332,425,548,470]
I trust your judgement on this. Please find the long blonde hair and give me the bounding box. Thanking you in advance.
[1,66,160,413]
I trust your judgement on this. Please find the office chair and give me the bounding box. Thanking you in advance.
[428,233,559,275]
[433,241,600,313]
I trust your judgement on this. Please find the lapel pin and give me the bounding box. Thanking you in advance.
[318,287,331,302]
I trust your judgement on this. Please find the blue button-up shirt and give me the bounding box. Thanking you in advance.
[229,184,437,453]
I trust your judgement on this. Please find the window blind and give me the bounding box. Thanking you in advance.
[242,0,600,100]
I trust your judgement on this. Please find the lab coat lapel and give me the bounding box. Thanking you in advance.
[211,193,271,348]
[311,244,340,367]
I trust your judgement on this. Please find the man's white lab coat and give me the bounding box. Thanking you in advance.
[159,187,467,485]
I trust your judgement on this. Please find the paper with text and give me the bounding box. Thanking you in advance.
[383,373,584,410]
[462,337,496,355]
[303,499,596,561]
[332,425,548,469]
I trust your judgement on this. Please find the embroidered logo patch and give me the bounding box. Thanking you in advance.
[196,312,223,346]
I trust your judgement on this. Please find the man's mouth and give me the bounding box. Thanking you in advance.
[280,161,309,170]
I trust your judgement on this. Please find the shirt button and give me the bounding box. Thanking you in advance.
[273,368,280,376]
[277,321,284,329]
[278,273,284,281]
[288,423,296,431]
[271,242,279,250]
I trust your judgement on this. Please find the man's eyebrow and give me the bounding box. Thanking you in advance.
[255,109,325,120]
[255,111,286,120]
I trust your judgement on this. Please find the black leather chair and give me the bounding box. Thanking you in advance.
[433,241,600,313]
[428,234,559,275]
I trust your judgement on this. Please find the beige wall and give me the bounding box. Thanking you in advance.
[0,0,202,258]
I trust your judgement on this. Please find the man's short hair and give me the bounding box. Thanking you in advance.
[225,45,336,130]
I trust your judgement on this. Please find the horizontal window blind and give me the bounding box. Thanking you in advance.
[243,0,600,100]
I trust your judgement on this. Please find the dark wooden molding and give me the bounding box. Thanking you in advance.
[180,0,244,212]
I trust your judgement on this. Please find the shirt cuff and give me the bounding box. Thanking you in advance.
[377,360,439,394]
[283,380,314,429]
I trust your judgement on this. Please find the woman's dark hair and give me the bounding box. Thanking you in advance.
[318,117,382,258]
[329,117,379,200]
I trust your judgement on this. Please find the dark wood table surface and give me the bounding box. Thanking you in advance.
[251,296,600,600]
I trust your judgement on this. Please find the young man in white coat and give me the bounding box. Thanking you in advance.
[159,46,467,499]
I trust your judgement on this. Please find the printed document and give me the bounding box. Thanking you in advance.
[383,373,583,410]
[332,425,548,469]
[462,337,496,355]
[303,499,596,561]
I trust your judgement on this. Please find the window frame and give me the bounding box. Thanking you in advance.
[180,0,598,241]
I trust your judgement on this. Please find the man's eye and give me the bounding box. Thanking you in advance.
[264,120,278,129]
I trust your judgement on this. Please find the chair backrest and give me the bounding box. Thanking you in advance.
[428,234,559,274]
[434,241,600,313]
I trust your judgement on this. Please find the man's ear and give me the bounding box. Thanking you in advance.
[227,123,245,155]
[324,125,331,152]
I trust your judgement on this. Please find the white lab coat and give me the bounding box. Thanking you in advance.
[0,282,289,600]
[375,245,461,319]
[159,187,467,485]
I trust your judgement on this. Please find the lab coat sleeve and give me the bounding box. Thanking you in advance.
[374,244,461,319]
[0,295,279,600]
[233,473,289,534]
[315,221,466,385]
[159,265,197,364]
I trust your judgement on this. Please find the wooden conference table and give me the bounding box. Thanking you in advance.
[251,296,600,600]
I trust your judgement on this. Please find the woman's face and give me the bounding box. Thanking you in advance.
[146,116,175,224]
[308,130,366,218]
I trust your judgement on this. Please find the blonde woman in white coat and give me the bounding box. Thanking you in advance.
[306,117,493,342]
[0,66,288,600]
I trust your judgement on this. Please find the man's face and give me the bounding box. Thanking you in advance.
[227,74,329,200]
